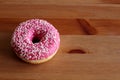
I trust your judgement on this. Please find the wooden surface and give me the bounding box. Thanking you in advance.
[0,19,86,35]
[0,0,120,19]
[1,0,120,4]
[1,19,120,35]
[87,19,120,35]
[0,0,120,79]
[0,19,120,80]
[1,33,120,80]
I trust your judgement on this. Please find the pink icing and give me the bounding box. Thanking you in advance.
[11,19,60,60]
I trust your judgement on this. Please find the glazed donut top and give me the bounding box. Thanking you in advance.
[11,19,60,60]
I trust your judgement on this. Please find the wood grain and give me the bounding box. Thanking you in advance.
[0,0,120,79]
[87,19,120,35]
[0,0,120,4]
[0,19,86,35]
[0,0,120,19]
[1,18,120,35]
[0,33,120,80]
[0,4,120,19]
[77,19,98,35]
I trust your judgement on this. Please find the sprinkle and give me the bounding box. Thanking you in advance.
[11,19,60,60]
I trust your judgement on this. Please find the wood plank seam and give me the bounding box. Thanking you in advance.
[77,19,98,35]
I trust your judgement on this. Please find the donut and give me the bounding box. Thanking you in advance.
[11,19,60,64]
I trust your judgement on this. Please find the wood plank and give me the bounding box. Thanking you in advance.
[0,4,120,19]
[0,19,86,35]
[0,0,120,4]
[1,18,120,35]
[77,19,98,35]
[47,19,86,35]
[87,19,120,35]
[0,33,120,80]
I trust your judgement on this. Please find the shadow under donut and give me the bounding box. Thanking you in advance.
[0,32,25,64]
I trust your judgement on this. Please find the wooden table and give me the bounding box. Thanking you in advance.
[0,0,120,80]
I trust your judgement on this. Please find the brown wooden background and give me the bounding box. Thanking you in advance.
[0,0,120,80]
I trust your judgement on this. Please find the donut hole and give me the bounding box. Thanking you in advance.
[30,30,47,44]
[32,36,40,43]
